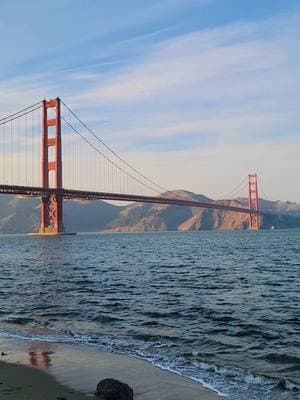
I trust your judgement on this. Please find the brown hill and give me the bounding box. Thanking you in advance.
[107,191,300,232]
[0,195,120,234]
[0,191,299,233]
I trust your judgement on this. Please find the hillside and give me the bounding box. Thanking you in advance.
[107,191,300,232]
[0,191,299,233]
[237,197,300,217]
[0,195,121,234]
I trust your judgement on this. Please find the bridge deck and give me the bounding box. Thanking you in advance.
[0,184,256,215]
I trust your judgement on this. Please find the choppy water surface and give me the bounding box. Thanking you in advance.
[0,230,299,399]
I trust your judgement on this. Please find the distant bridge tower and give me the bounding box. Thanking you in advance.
[248,173,260,230]
[39,98,64,234]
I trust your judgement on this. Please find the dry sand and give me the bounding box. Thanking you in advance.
[0,336,225,399]
[0,360,88,399]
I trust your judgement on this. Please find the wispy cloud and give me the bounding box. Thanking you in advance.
[67,12,300,151]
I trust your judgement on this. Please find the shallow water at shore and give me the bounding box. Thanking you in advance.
[0,230,299,399]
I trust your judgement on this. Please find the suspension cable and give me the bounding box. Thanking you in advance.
[61,100,170,194]
[0,104,41,127]
[62,116,162,195]
[216,176,248,201]
[0,101,41,124]
[257,176,270,201]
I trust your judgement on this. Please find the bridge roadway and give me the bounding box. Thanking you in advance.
[0,184,259,215]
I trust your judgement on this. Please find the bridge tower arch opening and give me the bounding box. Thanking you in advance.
[248,173,260,230]
[39,98,64,234]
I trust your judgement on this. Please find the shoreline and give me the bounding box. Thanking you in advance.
[0,336,225,399]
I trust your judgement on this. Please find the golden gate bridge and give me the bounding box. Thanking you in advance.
[0,97,261,234]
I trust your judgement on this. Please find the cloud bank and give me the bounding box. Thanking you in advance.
[0,8,299,201]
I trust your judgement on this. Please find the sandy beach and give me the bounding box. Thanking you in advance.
[0,336,224,399]
[0,360,89,399]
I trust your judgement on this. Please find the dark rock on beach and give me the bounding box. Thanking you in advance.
[95,378,133,400]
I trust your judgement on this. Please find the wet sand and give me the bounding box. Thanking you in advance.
[0,336,225,399]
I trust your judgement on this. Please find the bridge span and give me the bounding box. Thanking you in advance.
[0,184,255,215]
[0,97,261,234]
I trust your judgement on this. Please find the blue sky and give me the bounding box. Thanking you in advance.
[1,0,300,201]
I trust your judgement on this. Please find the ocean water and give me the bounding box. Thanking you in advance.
[0,230,299,399]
